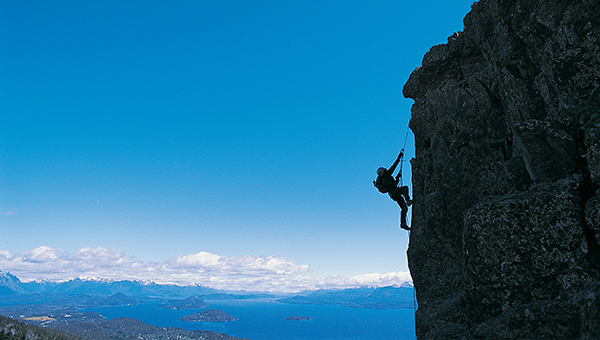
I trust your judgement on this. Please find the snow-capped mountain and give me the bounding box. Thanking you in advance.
[0,270,25,294]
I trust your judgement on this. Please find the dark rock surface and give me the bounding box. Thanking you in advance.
[404,0,600,338]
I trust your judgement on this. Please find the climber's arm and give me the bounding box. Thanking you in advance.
[388,151,403,174]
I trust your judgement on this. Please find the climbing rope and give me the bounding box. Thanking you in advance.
[412,282,416,311]
[398,125,410,186]
[413,282,417,337]
[402,123,410,151]
[398,123,412,229]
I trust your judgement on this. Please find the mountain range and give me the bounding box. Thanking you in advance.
[278,283,415,309]
[0,270,264,299]
[0,270,414,309]
[0,270,414,339]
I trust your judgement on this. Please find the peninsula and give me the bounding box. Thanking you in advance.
[158,296,208,310]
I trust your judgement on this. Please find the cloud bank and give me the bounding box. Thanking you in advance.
[0,247,411,292]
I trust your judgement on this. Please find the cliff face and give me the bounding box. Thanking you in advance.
[403,0,600,338]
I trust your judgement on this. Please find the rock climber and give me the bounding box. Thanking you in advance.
[374,151,413,230]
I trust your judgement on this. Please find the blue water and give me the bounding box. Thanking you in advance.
[86,300,416,340]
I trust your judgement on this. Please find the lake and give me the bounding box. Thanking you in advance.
[86,299,416,340]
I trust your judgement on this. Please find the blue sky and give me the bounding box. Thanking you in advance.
[1,0,474,291]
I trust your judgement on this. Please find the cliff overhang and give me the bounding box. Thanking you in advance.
[404,0,600,338]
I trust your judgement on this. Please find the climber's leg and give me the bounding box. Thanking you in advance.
[399,185,413,206]
[389,189,410,230]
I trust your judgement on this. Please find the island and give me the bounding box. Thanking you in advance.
[180,309,239,322]
[286,316,313,321]
[158,296,208,310]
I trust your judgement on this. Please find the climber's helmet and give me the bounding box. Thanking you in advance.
[377,167,386,176]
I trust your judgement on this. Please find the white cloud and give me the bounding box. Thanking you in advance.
[27,246,61,262]
[3,209,17,216]
[0,247,411,292]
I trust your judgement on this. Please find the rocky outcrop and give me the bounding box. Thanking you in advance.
[404,0,600,338]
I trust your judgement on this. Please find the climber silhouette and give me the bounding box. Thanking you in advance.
[374,151,413,230]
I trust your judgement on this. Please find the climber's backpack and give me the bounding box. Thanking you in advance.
[374,174,395,193]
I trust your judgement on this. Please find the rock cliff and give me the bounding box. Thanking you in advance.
[404,0,600,338]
